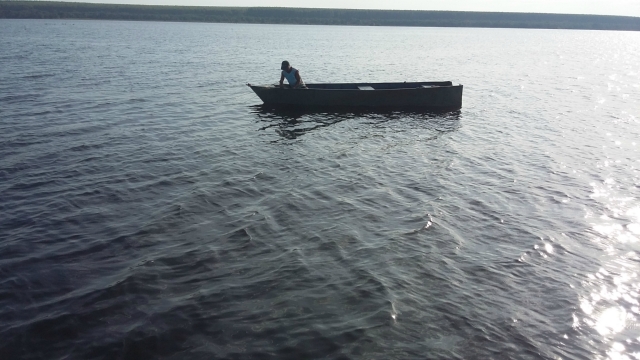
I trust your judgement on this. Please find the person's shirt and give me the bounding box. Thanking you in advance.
[282,67,304,86]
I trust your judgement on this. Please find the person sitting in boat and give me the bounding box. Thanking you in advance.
[279,61,306,89]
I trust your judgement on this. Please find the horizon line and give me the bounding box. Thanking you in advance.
[3,1,639,18]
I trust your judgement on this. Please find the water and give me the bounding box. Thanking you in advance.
[1,19,640,359]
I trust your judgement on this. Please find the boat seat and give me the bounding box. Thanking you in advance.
[358,86,375,90]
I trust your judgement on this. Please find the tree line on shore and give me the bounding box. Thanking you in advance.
[1,1,639,31]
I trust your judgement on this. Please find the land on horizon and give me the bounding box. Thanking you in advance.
[1,1,640,31]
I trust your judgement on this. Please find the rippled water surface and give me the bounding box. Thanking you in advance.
[1,20,640,359]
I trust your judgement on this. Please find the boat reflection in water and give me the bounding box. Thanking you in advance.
[251,105,462,140]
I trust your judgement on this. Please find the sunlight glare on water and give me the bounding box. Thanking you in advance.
[582,132,640,359]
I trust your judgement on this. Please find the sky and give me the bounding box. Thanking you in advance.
[55,0,640,17]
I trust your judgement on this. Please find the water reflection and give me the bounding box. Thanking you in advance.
[251,105,462,139]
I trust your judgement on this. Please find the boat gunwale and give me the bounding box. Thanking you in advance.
[249,84,462,91]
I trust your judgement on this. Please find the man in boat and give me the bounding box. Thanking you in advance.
[279,61,306,89]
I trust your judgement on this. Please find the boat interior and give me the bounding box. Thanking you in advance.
[304,81,454,90]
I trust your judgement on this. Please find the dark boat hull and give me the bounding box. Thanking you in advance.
[247,81,463,110]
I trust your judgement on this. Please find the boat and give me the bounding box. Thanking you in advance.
[247,81,463,110]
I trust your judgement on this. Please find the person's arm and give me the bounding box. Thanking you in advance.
[294,70,302,88]
[279,72,285,88]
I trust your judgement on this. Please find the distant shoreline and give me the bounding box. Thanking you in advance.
[1,1,640,31]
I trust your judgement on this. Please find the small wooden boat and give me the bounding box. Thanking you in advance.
[247,81,463,110]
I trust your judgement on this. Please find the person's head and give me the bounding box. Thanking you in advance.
[281,60,290,71]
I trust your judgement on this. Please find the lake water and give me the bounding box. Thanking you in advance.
[1,19,640,359]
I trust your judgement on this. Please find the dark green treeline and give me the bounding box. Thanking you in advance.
[1,1,639,31]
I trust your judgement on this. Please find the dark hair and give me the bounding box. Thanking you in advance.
[281,60,290,70]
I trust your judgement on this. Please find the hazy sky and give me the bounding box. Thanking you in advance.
[58,0,640,17]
